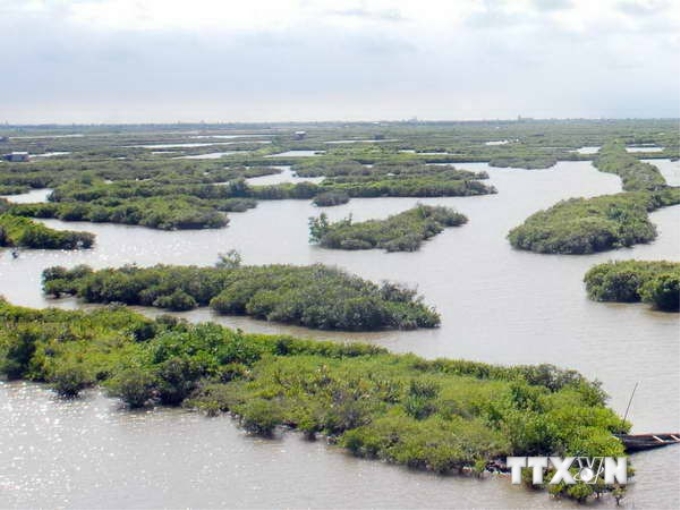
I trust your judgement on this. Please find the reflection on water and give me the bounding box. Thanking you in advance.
[0,382,627,510]
[0,161,678,509]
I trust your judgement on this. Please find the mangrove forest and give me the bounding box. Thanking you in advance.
[508,141,680,254]
[584,260,680,312]
[0,213,94,250]
[0,299,630,503]
[42,263,440,331]
[309,204,467,252]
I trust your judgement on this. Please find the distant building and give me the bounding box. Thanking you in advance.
[294,130,307,140]
[0,136,7,143]
[3,152,30,162]
[373,134,385,140]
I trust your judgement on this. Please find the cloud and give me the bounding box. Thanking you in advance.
[327,7,404,22]
[532,0,573,11]
[0,0,677,122]
[616,0,670,16]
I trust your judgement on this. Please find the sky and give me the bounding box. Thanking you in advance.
[1,0,679,123]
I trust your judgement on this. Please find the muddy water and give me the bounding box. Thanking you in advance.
[0,161,678,508]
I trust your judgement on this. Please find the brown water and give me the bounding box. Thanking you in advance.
[627,147,664,153]
[179,152,241,159]
[0,188,53,204]
[574,146,601,154]
[643,159,680,187]
[245,166,324,186]
[1,161,679,508]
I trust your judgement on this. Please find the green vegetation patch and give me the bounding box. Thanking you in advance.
[507,193,659,254]
[489,154,558,170]
[309,205,467,252]
[0,185,29,195]
[1,164,270,230]
[0,300,628,475]
[312,190,350,207]
[508,141,680,255]
[295,162,495,199]
[11,195,233,230]
[594,141,667,191]
[0,214,94,250]
[42,263,440,331]
[6,161,493,230]
[0,158,280,190]
[584,260,680,312]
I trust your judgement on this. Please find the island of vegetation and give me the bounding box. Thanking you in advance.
[42,263,440,331]
[584,260,680,312]
[2,156,494,231]
[5,121,676,234]
[295,162,494,198]
[489,154,558,170]
[0,213,94,250]
[507,193,659,254]
[312,190,350,207]
[508,141,680,254]
[0,299,630,503]
[309,205,467,252]
[593,140,667,192]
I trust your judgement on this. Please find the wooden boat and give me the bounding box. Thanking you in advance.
[615,433,680,453]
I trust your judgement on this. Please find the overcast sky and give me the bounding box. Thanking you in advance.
[1,0,678,123]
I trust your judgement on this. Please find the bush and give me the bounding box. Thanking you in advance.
[107,368,158,408]
[215,249,242,269]
[43,263,441,331]
[1,326,41,379]
[313,190,350,207]
[0,214,95,250]
[235,399,283,437]
[0,298,630,496]
[49,362,92,398]
[153,290,198,311]
[310,204,467,252]
[585,260,680,311]
[640,273,680,312]
[508,194,658,254]
[156,357,204,405]
[594,140,667,191]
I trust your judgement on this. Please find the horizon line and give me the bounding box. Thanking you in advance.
[2,116,679,128]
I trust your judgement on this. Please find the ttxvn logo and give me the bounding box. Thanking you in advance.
[506,457,627,485]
